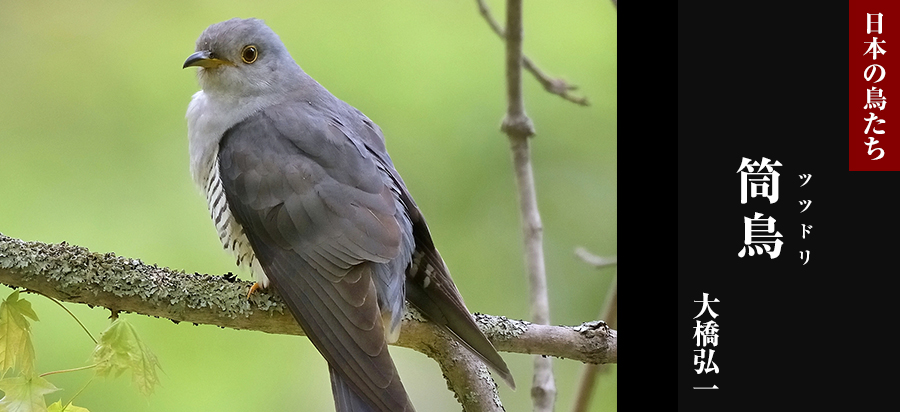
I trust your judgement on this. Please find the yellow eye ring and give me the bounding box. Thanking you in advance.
[241,45,258,64]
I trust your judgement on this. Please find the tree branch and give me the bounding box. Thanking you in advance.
[404,323,505,412]
[475,0,590,106]
[0,234,616,410]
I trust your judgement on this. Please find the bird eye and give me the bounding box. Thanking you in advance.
[241,45,258,64]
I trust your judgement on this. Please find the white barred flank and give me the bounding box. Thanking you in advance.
[204,158,268,287]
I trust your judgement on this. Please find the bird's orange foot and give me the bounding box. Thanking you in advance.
[246,282,262,300]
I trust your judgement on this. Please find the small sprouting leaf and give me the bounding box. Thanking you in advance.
[90,318,161,396]
[0,374,59,412]
[0,292,39,377]
[46,400,90,412]
[6,296,37,324]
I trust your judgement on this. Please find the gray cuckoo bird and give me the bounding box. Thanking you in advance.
[183,18,515,412]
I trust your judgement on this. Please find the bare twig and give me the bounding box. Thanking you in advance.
[475,0,590,106]
[509,137,557,412]
[0,234,616,411]
[495,0,558,410]
[575,247,618,269]
[571,254,617,412]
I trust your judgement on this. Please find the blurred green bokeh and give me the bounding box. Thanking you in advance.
[0,1,616,411]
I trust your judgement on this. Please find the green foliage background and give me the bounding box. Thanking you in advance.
[0,0,616,411]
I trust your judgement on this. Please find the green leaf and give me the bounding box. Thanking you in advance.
[46,400,90,412]
[0,375,59,412]
[0,292,39,377]
[90,318,161,396]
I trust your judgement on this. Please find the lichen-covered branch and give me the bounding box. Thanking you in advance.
[400,317,505,412]
[0,235,617,406]
[571,261,617,412]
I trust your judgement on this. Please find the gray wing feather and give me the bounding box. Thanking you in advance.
[218,102,414,412]
[331,365,378,412]
[402,200,517,389]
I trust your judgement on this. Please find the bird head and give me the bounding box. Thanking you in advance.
[184,18,303,98]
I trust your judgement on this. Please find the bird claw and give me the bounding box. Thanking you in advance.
[247,282,262,300]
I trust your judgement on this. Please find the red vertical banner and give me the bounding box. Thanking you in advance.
[851,2,900,170]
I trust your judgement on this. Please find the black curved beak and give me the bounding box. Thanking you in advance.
[183,50,230,69]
